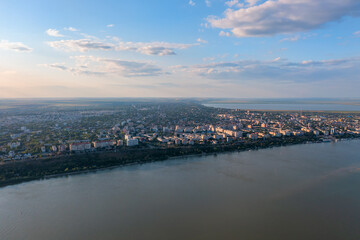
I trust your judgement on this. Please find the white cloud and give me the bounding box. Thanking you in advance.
[64,27,78,32]
[43,61,105,76]
[203,57,216,62]
[47,38,199,55]
[246,0,259,6]
[118,41,198,55]
[189,0,195,6]
[177,57,360,83]
[225,0,243,8]
[200,22,209,28]
[225,0,257,8]
[46,29,64,37]
[102,59,164,77]
[280,36,300,42]
[43,63,69,71]
[107,24,115,28]
[0,70,17,75]
[135,46,176,56]
[353,30,360,36]
[219,31,230,37]
[205,0,211,7]
[197,38,208,43]
[44,56,165,77]
[209,0,360,37]
[0,40,33,52]
[273,57,281,62]
[47,39,115,52]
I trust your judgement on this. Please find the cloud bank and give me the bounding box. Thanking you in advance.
[46,29,64,37]
[48,39,115,52]
[44,56,165,77]
[178,57,360,83]
[209,0,360,37]
[47,39,199,55]
[0,40,33,52]
[64,27,78,32]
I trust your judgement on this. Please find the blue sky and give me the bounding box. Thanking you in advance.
[0,0,360,98]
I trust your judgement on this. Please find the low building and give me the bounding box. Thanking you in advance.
[158,138,169,143]
[58,145,67,152]
[41,146,46,153]
[213,134,223,140]
[93,140,116,148]
[8,151,15,158]
[70,142,91,151]
[8,142,21,149]
[117,140,124,146]
[233,131,243,138]
[248,134,258,140]
[269,132,282,137]
[127,138,139,146]
[280,130,291,136]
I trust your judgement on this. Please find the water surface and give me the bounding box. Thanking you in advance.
[1,140,360,240]
[204,103,360,111]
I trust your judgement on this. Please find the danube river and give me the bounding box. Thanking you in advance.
[1,140,360,240]
[204,103,360,111]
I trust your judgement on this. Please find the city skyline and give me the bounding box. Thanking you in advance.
[1,0,360,98]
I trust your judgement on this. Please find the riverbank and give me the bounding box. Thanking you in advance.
[203,104,360,113]
[0,135,359,188]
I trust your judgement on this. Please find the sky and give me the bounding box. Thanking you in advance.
[0,0,360,98]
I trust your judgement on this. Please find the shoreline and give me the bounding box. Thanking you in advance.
[1,135,359,189]
[203,104,360,113]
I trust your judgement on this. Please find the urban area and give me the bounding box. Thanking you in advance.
[1,101,359,163]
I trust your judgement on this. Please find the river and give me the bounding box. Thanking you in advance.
[204,103,360,111]
[1,140,360,240]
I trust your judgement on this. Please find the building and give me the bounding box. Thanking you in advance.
[8,151,15,158]
[184,127,193,133]
[330,128,336,135]
[269,132,282,137]
[8,142,21,149]
[127,138,139,146]
[201,135,211,141]
[213,134,223,140]
[93,140,116,148]
[58,145,67,152]
[158,138,169,143]
[70,142,91,151]
[233,131,243,138]
[41,146,46,153]
[175,126,184,133]
[117,140,124,146]
[248,134,258,140]
[280,130,291,136]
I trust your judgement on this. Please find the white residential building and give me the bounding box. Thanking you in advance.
[70,142,91,151]
[127,138,139,146]
[93,140,116,148]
